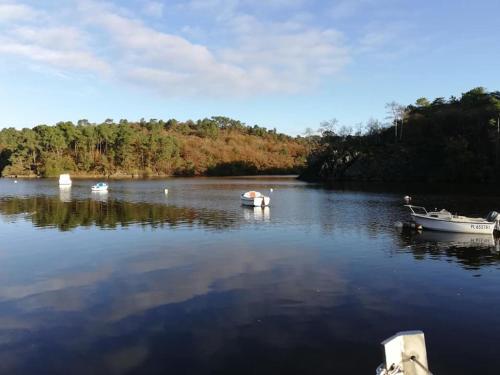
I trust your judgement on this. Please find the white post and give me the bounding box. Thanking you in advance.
[377,331,430,375]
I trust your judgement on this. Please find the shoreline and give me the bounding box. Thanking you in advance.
[2,173,300,180]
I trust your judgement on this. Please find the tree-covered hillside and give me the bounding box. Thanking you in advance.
[0,117,307,178]
[301,87,500,183]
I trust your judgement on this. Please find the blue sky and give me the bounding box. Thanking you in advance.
[0,0,499,135]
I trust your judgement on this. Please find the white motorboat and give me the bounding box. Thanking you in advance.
[58,173,72,186]
[91,182,108,192]
[241,191,270,207]
[405,205,500,234]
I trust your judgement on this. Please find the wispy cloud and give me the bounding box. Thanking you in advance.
[0,2,37,21]
[0,3,110,75]
[74,0,351,96]
[0,0,407,97]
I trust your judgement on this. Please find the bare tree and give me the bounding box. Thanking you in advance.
[303,127,316,137]
[397,105,407,140]
[337,125,353,136]
[354,122,364,136]
[365,118,383,135]
[385,102,406,141]
[318,118,338,135]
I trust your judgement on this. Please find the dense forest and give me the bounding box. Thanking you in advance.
[0,117,307,178]
[301,87,500,183]
[4,87,499,183]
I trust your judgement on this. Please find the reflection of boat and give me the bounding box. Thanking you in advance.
[243,206,270,221]
[415,231,495,248]
[58,174,72,186]
[241,191,270,207]
[58,186,71,202]
[405,205,500,234]
[91,182,108,192]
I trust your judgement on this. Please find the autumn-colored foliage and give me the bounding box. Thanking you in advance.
[0,117,307,178]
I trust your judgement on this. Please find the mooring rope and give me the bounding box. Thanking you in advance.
[408,355,433,375]
[376,355,433,375]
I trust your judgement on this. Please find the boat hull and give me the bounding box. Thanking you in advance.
[412,214,496,234]
[241,196,270,207]
[91,185,108,192]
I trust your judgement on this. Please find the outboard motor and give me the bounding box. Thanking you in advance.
[486,211,499,222]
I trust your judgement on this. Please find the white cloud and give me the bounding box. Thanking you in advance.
[10,26,88,51]
[0,3,36,21]
[0,7,110,76]
[75,1,350,96]
[0,41,110,73]
[0,0,353,96]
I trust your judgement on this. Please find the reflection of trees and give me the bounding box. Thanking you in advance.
[0,196,238,231]
[396,230,500,269]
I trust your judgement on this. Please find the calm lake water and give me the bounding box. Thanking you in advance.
[0,177,500,374]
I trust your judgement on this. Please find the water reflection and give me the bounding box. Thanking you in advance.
[2,179,500,374]
[0,226,350,374]
[243,206,271,222]
[398,230,500,269]
[0,196,238,231]
[58,186,71,202]
[90,190,109,202]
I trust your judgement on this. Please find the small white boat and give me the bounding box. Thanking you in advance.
[405,205,500,234]
[241,191,270,207]
[59,173,72,186]
[91,182,108,192]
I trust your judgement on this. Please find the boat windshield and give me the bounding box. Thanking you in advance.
[405,205,428,215]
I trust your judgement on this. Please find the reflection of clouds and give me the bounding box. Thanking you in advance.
[0,235,346,326]
[0,268,112,303]
[0,232,349,374]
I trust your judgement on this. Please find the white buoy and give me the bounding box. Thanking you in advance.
[270,188,273,193]
[14,180,17,184]
[164,188,168,195]
[404,195,411,204]
[59,173,72,186]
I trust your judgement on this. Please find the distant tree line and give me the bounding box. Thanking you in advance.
[301,87,500,183]
[0,116,307,177]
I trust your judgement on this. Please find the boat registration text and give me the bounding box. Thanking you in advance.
[471,224,490,230]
